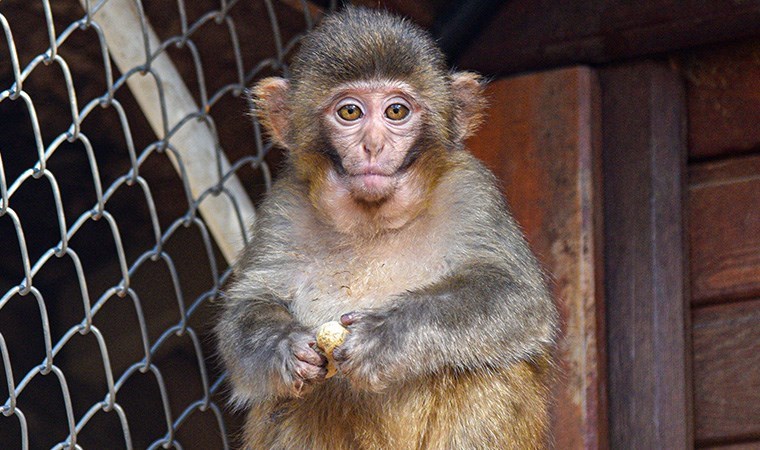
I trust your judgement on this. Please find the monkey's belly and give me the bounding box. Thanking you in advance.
[242,361,550,450]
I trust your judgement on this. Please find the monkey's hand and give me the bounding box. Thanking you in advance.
[332,311,404,392]
[277,331,329,397]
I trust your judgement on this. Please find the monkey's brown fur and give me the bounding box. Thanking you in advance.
[245,359,551,449]
[217,7,558,449]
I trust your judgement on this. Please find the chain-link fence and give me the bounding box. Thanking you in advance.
[0,1,332,448]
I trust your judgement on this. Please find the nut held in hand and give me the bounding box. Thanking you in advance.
[316,321,349,378]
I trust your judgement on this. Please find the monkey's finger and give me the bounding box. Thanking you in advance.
[309,366,328,382]
[294,346,327,366]
[340,311,363,326]
[294,360,328,381]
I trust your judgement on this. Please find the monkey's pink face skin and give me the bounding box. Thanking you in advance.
[322,80,424,202]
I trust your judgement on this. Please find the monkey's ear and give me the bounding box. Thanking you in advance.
[450,72,487,142]
[249,77,291,149]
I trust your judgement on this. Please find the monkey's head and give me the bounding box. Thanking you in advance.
[252,7,485,234]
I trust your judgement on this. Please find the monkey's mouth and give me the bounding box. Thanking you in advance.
[347,171,399,201]
[355,172,393,184]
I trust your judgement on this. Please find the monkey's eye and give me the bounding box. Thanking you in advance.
[385,103,410,121]
[337,104,363,121]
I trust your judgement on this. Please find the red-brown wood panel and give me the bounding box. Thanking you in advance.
[688,155,760,305]
[680,39,760,160]
[467,67,607,449]
[693,300,760,446]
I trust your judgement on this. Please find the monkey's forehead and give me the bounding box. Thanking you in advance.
[313,78,421,108]
[290,6,447,88]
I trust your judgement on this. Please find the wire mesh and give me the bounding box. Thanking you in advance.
[0,0,331,448]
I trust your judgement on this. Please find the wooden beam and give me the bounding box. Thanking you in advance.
[600,61,692,448]
[467,67,607,449]
[458,1,760,76]
[81,0,255,264]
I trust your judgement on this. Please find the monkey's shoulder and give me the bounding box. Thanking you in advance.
[431,151,522,240]
[441,150,505,207]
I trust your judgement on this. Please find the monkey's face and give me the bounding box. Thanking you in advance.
[320,79,425,203]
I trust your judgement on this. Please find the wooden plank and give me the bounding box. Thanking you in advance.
[467,67,607,449]
[688,155,760,305]
[693,300,760,446]
[701,442,760,450]
[600,62,692,448]
[457,1,760,76]
[679,39,760,160]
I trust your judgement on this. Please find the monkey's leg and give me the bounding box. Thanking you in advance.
[242,382,364,450]
[422,362,552,450]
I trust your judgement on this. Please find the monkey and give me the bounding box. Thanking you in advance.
[215,6,558,449]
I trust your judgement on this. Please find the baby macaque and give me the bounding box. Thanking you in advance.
[216,6,558,449]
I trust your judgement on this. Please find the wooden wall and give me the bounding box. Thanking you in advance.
[457,4,760,446]
[467,38,760,448]
[681,40,760,448]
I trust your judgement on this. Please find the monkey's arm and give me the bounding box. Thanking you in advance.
[215,291,327,405]
[216,179,329,405]
[333,261,557,392]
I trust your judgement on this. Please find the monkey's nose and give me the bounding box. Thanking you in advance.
[363,144,384,158]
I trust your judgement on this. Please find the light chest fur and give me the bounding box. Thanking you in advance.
[289,210,453,327]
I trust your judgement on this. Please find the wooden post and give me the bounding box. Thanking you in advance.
[600,61,692,448]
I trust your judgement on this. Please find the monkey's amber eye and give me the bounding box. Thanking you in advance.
[337,104,363,121]
[385,103,410,121]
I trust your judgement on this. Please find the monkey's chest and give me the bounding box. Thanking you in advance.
[290,249,449,327]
